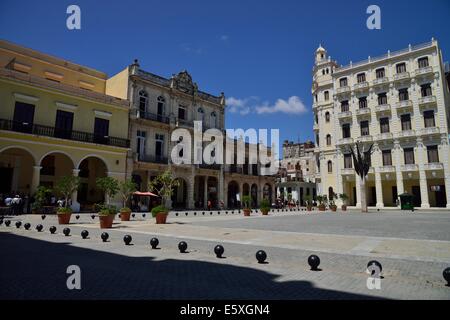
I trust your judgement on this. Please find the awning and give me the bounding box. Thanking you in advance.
[133,191,158,197]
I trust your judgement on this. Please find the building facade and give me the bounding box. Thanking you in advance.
[312,39,450,209]
[106,61,275,210]
[275,140,316,205]
[0,40,130,211]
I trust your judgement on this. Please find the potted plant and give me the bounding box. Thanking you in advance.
[260,198,270,215]
[96,176,119,228]
[339,193,349,211]
[304,195,313,211]
[242,195,252,216]
[55,175,80,224]
[148,170,180,224]
[118,179,137,221]
[317,195,327,211]
[287,193,293,209]
[329,193,338,212]
[32,186,52,214]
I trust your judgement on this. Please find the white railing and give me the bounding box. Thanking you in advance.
[372,77,389,86]
[337,111,352,118]
[424,163,444,170]
[419,127,440,136]
[354,82,369,90]
[395,130,415,139]
[418,95,436,105]
[379,165,395,173]
[336,86,351,94]
[376,132,393,141]
[395,100,413,109]
[393,72,410,81]
[414,66,433,77]
[401,164,419,171]
[356,108,371,116]
[375,104,391,112]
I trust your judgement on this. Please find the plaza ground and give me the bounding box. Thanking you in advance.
[1,209,449,299]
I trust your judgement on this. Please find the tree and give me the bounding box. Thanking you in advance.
[118,179,137,209]
[55,176,80,209]
[349,142,374,213]
[147,170,180,209]
[96,176,119,205]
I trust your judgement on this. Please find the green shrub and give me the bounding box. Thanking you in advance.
[57,207,72,214]
[96,203,117,216]
[151,205,168,218]
[260,199,270,209]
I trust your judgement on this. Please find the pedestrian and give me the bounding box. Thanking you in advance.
[207,200,212,211]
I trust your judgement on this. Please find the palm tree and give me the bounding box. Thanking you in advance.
[349,142,373,213]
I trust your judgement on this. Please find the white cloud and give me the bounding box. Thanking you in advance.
[220,35,229,41]
[226,96,308,116]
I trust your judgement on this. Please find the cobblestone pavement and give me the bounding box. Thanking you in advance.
[0,210,449,300]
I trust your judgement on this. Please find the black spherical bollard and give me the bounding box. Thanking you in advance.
[175,213,179,216]
[178,241,187,253]
[5,220,11,227]
[81,230,89,239]
[132,213,135,218]
[24,223,31,230]
[123,235,132,245]
[63,228,71,236]
[36,224,43,232]
[142,213,146,218]
[308,255,320,270]
[210,212,213,215]
[367,260,382,275]
[256,250,267,263]
[41,214,46,220]
[443,267,450,286]
[91,214,95,220]
[202,212,205,215]
[49,226,57,234]
[185,212,188,216]
[101,232,109,242]
[150,237,159,249]
[218,212,221,215]
[76,215,80,220]
[214,245,224,258]
[15,221,22,228]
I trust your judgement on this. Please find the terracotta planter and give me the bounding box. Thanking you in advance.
[261,208,269,216]
[330,205,337,212]
[155,212,168,224]
[57,212,72,225]
[341,205,347,211]
[99,214,115,228]
[243,209,251,216]
[318,205,326,211]
[120,209,131,221]
[307,206,312,211]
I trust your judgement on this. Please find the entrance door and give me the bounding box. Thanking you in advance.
[352,187,356,206]
[94,117,109,145]
[13,102,35,133]
[411,186,421,207]
[0,168,13,193]
[392,186,398,206]
[435,185,446,207]
[370,187,376,206]
[55,110,74,139]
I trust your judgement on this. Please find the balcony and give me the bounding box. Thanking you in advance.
[337,137,354,145]
[395,130,416,139]
[372,77,389,87]
[418,126,440,137]
[375,132,393,141]
[357,135,373,143]
[378,165,395,173]
[401,164,418,172]
[375,104,391,113]
[199,163,221,171]
[393,72,410,82]
[136,154,168,164]
[353,81,369,92]
[176,118,194,128]
[0,118,130,148]
[414,66,433,77]
[341,168,354,175]
[137,110,170,124]
[395,100,413,111]
[313,123,319,131]
[336,86,351,95]
[424,163,444,171]
[337,110,352,120]
[355,108,371,117]
[418,95,437,108]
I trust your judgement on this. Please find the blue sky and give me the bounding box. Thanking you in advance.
[1,0,449,151]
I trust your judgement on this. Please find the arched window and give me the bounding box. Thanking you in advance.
[328,187,334,199]
[138,90,148,113]
[324,91,329,101]
[325,111,330,122]
[210,112,217,128]
[322,69,325,75]
[316,134,320,147]
[326,134,331,146]
[198,107,204,123]
[327,160,332,173]
[157,96,165,117]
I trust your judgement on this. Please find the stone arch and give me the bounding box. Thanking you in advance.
[76,154,110,172]
[0,146,36,195]
[39,151,75,192]
[227,180,240,209]
[76,156,108,209]
[171,177,188,209]
[251,183,258,207]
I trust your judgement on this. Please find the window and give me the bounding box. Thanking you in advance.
[360,121,369,136]
[13,102,35,134]
[359,97,368,109]
[418,57,429,68]
[155,134,164,159]
[197,107,204,123]
[324,91,329,101]
[427,145,439,163]
[380,117,390,133]
[210,112,217,128]
[375,68,385,79]
[322,69,325,75]
[316,134,320,147]
[339,77,348,87]
[421,83,432,97]
[396,63,406,74]
[399,88,409,101]
[382,150,392,166]
[315,113,318,124]
[401,114,411,131]
[94,118,109,144]
[136,130,146,160]
[344,153,352,168]
[424,110,435,128]
[327,160,332,173]
[157,96,165,117]
[138,90,148,113]
[341,100,349,112]
[378,93,387,105]
[357,73,366,83]
[315,94,318,102]
[178,105,186,120]
[404,148,415,165]
[325,112,330,122]
[342,124,351,138]
[55,110,73,139]
[316,159,320,173]
[326,134,331,145]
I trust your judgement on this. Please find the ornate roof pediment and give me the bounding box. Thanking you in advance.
[171,70,198,95]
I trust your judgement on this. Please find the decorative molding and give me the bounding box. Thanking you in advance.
[94,110,112,118]
[55,102,77,111]
[13,92,39,103]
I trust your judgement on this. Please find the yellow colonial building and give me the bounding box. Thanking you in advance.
[0,40,130,211]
